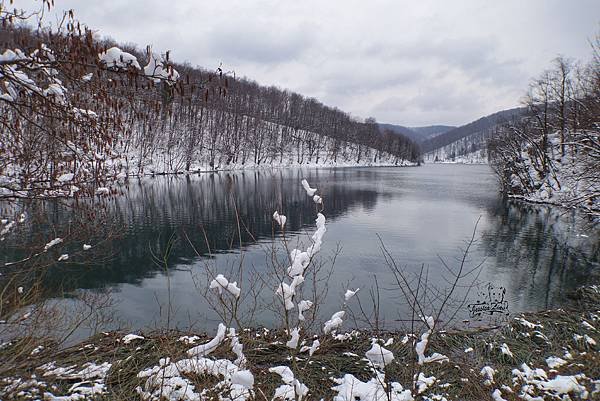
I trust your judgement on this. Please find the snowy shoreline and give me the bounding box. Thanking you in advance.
[2,286,598,400]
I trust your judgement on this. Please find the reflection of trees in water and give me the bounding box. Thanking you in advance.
[43,169,386,290]
[481,200,600,311]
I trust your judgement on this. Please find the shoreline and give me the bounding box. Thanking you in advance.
[2,286,598,400]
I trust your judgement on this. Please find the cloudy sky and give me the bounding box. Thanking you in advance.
[33,0,600,126]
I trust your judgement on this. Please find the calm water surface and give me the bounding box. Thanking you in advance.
[12,165,600,336]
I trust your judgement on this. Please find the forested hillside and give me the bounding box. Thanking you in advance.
[421,107,526,163]
[378,123,454,144]
[0,18,419,199]
[488,50,599,213]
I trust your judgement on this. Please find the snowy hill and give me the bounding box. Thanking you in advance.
[422,107,526,163]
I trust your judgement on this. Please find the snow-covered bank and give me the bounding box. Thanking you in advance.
[423,148,488,165]
[491,132,599,215]
[1,285,598,400]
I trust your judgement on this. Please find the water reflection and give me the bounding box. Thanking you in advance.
[2,165,598,335]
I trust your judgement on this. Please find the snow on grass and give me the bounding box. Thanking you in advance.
[187,323,227,357]
[177,335,200,345]
[415,372,436,394]
[365,341,394,368]
[546,356,568,369]
[121,334,145,344]
[38,361,112,400]
[331,373,414,401]
[481,366,495,385]
[269,366,308,401]
[499,343,514,358]
[491,388,508,401]
[415,316,449,365]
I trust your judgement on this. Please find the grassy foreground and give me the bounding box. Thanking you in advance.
[0,286,599,400]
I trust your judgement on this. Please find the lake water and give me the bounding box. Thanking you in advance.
[5,164,600,337]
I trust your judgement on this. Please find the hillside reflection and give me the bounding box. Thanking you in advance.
[43,169,392,289]
[479,200,599,313]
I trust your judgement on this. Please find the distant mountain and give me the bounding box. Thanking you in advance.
[379,123,455,144]
[409,125,456,138]
[420,107,526,154]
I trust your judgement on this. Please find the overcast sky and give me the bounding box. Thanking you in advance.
[32,0,600,126]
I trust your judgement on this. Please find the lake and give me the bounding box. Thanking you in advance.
[4,164,599,338]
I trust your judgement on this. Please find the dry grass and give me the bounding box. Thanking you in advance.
[1,287,599,400]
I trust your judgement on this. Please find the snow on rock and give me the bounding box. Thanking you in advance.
[324,311,345,334]
[344,288,359,301]
[269,366,309,401]
[209,274,241,298]
[286,327,300,349]
[313,195,322,204]
[98,47,141,70]
[273,211,287,228]
[187,323,227,357]
[365,341,394,368]
[121,334,145,344]
[301,179,317,196]
[331,373,414,401]
[297,300,313,321]
[44,238,63,251]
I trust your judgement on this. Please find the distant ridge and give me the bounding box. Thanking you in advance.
[378,123,455,144]
[420,107,526,153]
